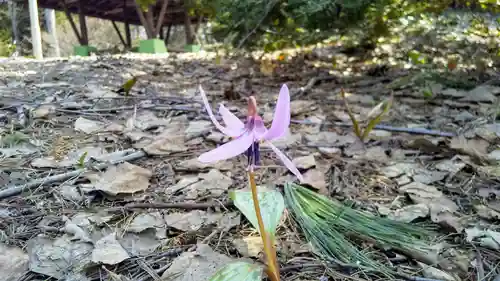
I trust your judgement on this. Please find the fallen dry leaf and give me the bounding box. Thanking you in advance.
[302,168,329,196]
[92,232,130,265]
[292,155,316,170]
[232,236,264,258]
[164,210,240,232]
[161,244,235,281]
[74,117,104,134]
[388,204,429,223]
[0,243,29,281]
[93,162,152,196]
[27,235,93,279]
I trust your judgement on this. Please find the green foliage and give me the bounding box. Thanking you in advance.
[0,131,29,147]
[135,0,158,11]
[0,29,14,57]
[284,183,437,272]
[210,261,263,281]
[199,0,499,51]
[229,189,285,238]
[0,3,14,57]
[77,152,88,168]
[341,89,393,142]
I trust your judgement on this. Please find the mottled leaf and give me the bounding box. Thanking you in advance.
[230,189,285,237]
[210,261,263,281]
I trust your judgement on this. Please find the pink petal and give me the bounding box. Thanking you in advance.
[218,104,245,136]
[252,116,268,140]
[266,141,304,182]
[198,131,254,163]
[264,84,291,140]
[199,85,236,137]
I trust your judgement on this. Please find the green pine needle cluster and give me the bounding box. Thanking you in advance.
[284,183,438,275]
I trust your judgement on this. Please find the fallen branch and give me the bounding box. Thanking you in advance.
[293,119,456,137]
[291,75,337,99]
[187,227,223,252]
[0,150,146,200]
[280,261,444,281]
[106,201,233,212]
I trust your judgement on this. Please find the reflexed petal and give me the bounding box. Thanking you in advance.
[219,104,245,135]
[264,84,290,140]
[266,141,303,182]
[198,131,254,163]
[199,85,236,137]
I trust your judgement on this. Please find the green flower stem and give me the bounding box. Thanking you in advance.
[248,171,280,281]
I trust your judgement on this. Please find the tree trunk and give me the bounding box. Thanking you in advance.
[183,7,195,44]
[45,9,60,57]
[8,0,20,54]
[28,0,43,59]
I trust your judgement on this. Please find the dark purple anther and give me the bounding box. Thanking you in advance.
[245,141,261,166]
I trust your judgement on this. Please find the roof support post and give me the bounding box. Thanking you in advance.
[164,22,172,45]
[125,22,132,48]
[78,0,89,45]
[111,21,127,47]
[154,0,169,38]
[145,8,155,38]
[124,0,132,48]
[60,0,83,45]
[28,0,43,59]
[133,1,154,39]
[183,3,195,44]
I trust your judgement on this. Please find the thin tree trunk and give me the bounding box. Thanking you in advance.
[28,0,43,59]
[8,0,20,53]
[183,7,195,44]
[45,9,60,57]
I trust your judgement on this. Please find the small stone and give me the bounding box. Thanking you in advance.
[453,111,475,122]
[318,147,341,157]
[32,104,56,119]
[435,159,466,174]
[292,155,316,170]
[395,175,412,186]
[377,205,392,216]
[488,150,500,161]
[263,112,273,123]
[206,132,230,144]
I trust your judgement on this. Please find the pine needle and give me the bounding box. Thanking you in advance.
[284,183,439,273]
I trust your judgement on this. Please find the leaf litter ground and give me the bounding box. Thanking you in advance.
[1,24,500,281]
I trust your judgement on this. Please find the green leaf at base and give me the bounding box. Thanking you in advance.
[230,189,285,237]
[210,261,263,281]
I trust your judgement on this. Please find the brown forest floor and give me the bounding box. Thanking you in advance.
[1,28,500,281]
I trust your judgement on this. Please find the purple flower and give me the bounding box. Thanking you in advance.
[198,84,303,182]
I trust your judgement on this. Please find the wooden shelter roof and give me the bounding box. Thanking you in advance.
[31,0,198,26]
